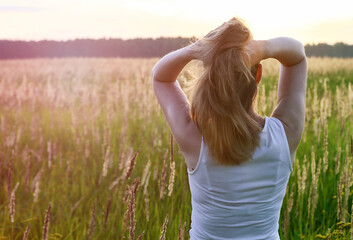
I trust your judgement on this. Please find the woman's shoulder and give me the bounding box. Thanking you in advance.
[176,121,202,172]
[268,115,298,166]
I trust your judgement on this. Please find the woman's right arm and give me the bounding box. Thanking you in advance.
[263,37,308,158]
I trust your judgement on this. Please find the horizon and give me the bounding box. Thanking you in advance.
[1,0,353,45]
[0,36,352,46]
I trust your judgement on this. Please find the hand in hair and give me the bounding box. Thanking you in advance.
[188,17,256,68]
[246,40,268,66]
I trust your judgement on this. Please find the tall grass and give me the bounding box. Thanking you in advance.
[0,57,352,239]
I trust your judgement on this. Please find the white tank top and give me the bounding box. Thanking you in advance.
[187,116,293,240]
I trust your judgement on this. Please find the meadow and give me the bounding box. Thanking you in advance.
[0,57,352,239]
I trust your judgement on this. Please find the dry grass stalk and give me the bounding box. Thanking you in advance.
[123,185,131,204]
[42,202,51,240]
[145,192,150,222]
[71,197,83,213]
[123,203,130,231]
[144,172,151,222]
[129,178,140,240]
[7,150,13,199]
[38,138,44,165]
[308,147,316,217]
[168,161,175,197]
[141,160,151,186]
[343,154,351,222]
[32,169,42,203]
[119,147,132,171]
[178,221,186,240]
[23,224,30,240]
[47,141,52,169]
[160,215,169,240]
[323,126,328,173]
[109,176,122,190]
[170,134,174,163]
[123,185,131,231]
[124,149,141,180]
[168,134,175,197]
[160,156,168,199]
[283,185,294,238]
[297,159,303,195]
[302,155,307,193]
[153,164,158,181]
[143,171,151,196]
[104,193,112,227]
[337,179,343,221]
[293,161,300,218]
[102,145,110,177]
[334,147,341,175]
[24,157,31,193]
[88,199,97,240]
[136,231,145,240]
[9,182,19,223]
[6,131,16,148]
[312,161,320,219]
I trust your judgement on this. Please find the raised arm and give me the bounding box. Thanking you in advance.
[256,37,307,159]
[152,45,202,168]
[152,46,195,83]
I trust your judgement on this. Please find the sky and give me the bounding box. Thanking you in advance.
[1,0,353,44]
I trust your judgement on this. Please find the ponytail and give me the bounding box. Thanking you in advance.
[190,17,261,165]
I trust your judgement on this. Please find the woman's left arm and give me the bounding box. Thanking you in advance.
[152,45,195,82]
[152,45,201,163]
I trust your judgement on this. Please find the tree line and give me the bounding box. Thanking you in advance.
[0,37,352,59]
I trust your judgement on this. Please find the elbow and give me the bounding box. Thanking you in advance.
[290,38,306,63]
[298,41,306,61]
[292,41,307,67]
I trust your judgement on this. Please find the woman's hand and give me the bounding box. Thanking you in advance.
[186,40,203,60]
[246,39,269,65]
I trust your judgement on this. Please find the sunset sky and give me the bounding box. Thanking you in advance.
[1,0,353,44]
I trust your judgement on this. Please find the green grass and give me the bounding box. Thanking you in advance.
[0,57,352,239]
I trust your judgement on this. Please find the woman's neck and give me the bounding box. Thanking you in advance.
[249,110,265,129]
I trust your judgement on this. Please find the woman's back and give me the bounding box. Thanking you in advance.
[188,117,293,240]
[152,17,307,240]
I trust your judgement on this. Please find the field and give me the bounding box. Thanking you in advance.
[0,57,352,239]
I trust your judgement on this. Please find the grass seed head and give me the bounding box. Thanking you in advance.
[23,224,30,240]
[42,202,51,240]
[124,149,140,180]
[160,215,169,240]
[87,199,97,240]
[9,182,19,223]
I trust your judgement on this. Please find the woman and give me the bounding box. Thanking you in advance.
[152,17,307,239]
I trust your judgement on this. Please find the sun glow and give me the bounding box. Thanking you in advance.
[1,0,353,44]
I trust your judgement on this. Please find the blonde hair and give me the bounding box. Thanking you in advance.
[190,17,261,165]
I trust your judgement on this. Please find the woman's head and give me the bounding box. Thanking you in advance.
[190,17,262,165]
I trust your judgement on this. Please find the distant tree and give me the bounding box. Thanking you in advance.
[0,38,352,59]
[304,42,353,58]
